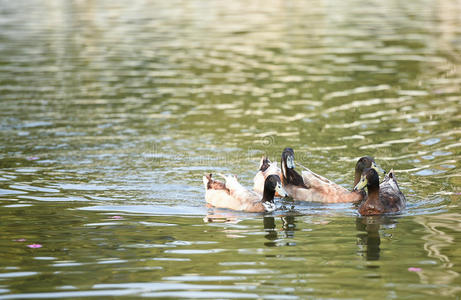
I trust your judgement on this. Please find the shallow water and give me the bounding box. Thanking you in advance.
[0,0,460,298]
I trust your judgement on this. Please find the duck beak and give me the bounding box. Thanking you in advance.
[275,182,288,197]
[371,161,385,176]
[354,176,368,191]
[286,155,295,169]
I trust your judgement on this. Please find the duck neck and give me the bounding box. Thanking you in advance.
[353,170,362,187]
[261,187,275,203]
[284,168,307,188]
[366,184,380,204]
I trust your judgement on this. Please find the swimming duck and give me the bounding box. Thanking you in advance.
[203,173,287,212]
[253,156,282,195]
[354,168,406,215]
[280,147,380,203]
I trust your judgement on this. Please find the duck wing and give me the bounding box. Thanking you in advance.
[379,169,406,211]
[299,165,335,186]
[219,174,260,204]
[300,169,361,203]
[301,169,347,192]
[203,174,240,210]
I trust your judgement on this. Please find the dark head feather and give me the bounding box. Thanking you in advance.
[354,156,375,186]
[262,174,281,203]
[281,147,308,188]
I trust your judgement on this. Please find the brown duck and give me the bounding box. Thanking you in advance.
[354,167,406,215]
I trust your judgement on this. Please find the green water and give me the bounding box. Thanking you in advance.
[0,0,460,298]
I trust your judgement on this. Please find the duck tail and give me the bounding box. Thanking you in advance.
[259,156,271,172]
[203,173,212,189]
[386,169,395,179]
[205,173,230,192]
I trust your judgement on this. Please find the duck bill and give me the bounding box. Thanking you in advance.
[275,182,288,197]
[286,155,295,169]
[354,177,368,191]
[371,162,385,176]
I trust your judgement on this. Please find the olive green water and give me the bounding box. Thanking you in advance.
[1,0,460,299]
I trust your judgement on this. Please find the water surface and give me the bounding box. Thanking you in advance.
[0,0,460,298]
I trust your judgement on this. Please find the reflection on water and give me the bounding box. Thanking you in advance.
[263,216,297,247]
[263,216,278,246]
[0,0,461,298]
[1,202,461,298]
[356,216,398,261]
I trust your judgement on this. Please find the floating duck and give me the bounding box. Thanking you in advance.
[280,147,381,203]
[354,168,406,215]
[203,173,287,212]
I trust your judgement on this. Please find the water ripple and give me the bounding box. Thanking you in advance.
[0,0,460,298]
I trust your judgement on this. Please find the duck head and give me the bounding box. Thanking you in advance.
[354,167,380,195]
[262,174,287,210]
[281,148,295,173]
[281,147,307,188]
[354,156,385,186]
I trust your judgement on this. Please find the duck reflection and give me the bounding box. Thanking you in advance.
[281,215,296,239]
[203,205,243,224]
[263,216,277,246]
[263,215,297,247]
[356,216,398,261]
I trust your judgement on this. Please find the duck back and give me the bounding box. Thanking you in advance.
[358,169,406,215]
[300,169,363,203]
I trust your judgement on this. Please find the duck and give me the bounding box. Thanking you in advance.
[253,156,282,195]
[280,147,382,203]
[354,168,406,215]
[203,173,287,212]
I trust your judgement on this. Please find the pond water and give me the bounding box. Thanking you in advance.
[0,0,460,298]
